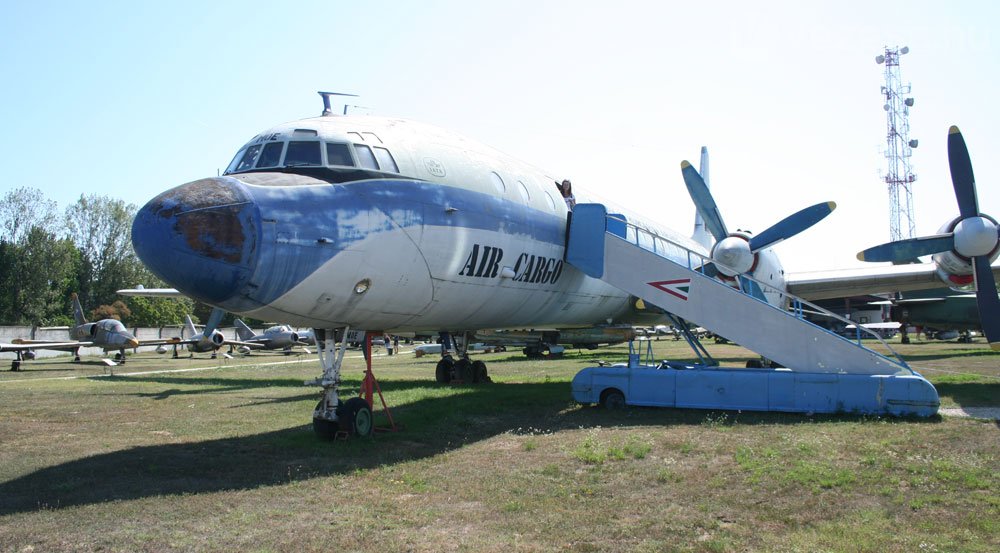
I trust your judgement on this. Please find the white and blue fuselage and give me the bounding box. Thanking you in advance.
[132,115,722,331]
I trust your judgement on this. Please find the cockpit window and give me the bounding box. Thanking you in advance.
[373,147,398,173]
[285,141,322,166]
[354,144,379,170]
[225,147,246,174]
[326,143,355,167]
[235,144,262,172]
[256,142,284,168]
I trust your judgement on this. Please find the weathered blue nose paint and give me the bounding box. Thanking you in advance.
[132,177,259,304]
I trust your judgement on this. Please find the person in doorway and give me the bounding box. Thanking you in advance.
[558,179,575,210]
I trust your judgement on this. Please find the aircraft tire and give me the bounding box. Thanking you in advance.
[471,360,489,383]
[746,359,763,368]
[454,358,474,383]
[435,357,454,383]
[601,389,626,410]
[313,400,341,440]
[337,397,373,437]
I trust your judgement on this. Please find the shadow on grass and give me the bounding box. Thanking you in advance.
[101,374,435,400]
[902,350,1000,362]
[0,376,939,516]
[933,381,1000,407]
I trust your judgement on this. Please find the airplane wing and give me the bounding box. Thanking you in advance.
[6,339,88,351]
[786,262,1000,301]
[116,287,183,297]
[225,339,267,349]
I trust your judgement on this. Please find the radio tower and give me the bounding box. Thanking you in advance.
[876,46,918,241]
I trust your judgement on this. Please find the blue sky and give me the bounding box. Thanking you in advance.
[2,0,997,271]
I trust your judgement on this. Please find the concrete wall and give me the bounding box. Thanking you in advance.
[0,325,268,360]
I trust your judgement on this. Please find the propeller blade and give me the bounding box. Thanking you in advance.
[948,126,979,219]
[856,234,955,262]
[749,201,836,252]
[972,257,1000,350]
[681,160,728,241]
[204,307,226,336]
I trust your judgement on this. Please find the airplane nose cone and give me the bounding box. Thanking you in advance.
[132,177,259,303]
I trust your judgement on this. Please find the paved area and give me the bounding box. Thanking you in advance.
[940,407,1000,420]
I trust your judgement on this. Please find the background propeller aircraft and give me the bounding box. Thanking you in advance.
[127,93,986,435]
[857,126,1000,349]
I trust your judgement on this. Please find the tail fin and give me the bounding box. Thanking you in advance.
[185,315,197,338]
[691,146,714,249]
[234,319,254,341]
[71,293,87,326]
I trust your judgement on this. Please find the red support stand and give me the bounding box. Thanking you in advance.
[363,332,399,433]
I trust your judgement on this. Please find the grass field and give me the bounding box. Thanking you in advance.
[1,339,998,552]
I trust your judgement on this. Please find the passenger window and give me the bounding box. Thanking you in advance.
[285,141,322,166]
[544,191,556,211]
[490,172,505,194]
[354,144,379,170]
[326,143,355,166]
[517,181,530,203]
[373,147,398,172]
[256,142,284,168]
[235,144,262,172]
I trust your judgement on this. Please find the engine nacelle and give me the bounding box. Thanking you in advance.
[710,232,787,308]
[931,215,1000,286]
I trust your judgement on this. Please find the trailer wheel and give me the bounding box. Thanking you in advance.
[601,389,626,410]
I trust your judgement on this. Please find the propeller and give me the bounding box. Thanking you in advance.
[680,160,836,277]
[856,126,1000,349]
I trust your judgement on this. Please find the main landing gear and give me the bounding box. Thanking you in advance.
[308,328,396,440]
[433,332,491,384]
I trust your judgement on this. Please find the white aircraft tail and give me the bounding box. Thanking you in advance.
[691,146,714,249]
[234,319,254,341]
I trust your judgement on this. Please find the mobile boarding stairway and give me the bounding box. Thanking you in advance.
[565,204,939,417]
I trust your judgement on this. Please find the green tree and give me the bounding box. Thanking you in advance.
[0,187,59,244]
[64,195,156,309]
[126,295,195,327]
[15,227,79,325]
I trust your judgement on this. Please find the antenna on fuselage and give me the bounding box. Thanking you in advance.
[318,91,359,116]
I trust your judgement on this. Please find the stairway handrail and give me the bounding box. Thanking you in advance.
[605,214,912,373]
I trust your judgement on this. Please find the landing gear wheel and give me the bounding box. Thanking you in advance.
[523,347,543,359]
[312,399,340,440]
[746,359,763,368]
[471,360,489,383]
[337,397,373,437]
[601,389,626,410]
[435,356,454,383]
[454,358,474,383]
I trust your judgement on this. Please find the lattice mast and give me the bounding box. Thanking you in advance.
[877,46,918,241]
